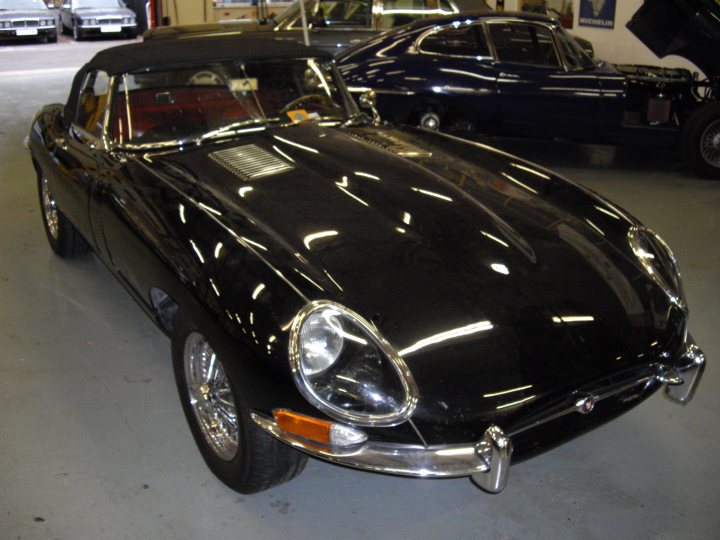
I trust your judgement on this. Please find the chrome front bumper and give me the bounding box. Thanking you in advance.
[252,340,705,493]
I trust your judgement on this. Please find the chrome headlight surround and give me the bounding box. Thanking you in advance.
[289,300,418,427]
[628,226,686,309]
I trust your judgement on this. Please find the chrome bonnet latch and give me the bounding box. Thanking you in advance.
[471,425,512,493]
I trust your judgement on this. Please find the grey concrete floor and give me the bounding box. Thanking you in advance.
[1,40,719,540]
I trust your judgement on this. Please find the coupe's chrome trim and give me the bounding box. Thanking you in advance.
[210,144,294,181]
[347,86,415,96]
[252,412,511,486]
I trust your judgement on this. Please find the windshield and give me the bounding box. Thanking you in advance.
[556,26,595,70]
[112,58,355,147]
[73,0,124,8]
[0,0,48,9]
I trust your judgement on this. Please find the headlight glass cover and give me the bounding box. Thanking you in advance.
[289,301,418,426]
[628,226,685,308]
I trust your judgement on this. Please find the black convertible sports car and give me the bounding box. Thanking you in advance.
[27,34,705,494]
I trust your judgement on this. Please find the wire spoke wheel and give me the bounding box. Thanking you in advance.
[41,176,59,240]
[700,119,720,167]
[184,331,239,461]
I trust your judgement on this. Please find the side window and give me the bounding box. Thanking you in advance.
[419,23,490,57]
[289,0,371,29]
[488,23,561,67]
[75,70,110,137]
[380,0,455,29]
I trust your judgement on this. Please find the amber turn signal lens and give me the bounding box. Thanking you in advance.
[273,409,333,445]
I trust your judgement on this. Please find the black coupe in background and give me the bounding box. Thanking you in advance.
[338,1,720,178]
[0,0,58,43]
[27,34,705,494]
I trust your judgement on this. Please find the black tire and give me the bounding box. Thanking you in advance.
[47,33,57,44]
[171,312,307,494]
[410,100,444,131]
[37,171,90,258]
[72,22,82,41]
[681,102,720,179]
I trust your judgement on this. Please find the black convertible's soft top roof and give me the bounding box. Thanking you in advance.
[86,33,332,75]
[64,34,332,124]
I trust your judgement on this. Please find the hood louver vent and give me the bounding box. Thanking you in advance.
[350,131,432,158]
[210,144,293,181]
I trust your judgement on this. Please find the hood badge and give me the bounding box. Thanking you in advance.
[210,144,294,181]
[575,394,597,415]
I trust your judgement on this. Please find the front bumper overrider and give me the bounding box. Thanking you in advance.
[252,339,705,493]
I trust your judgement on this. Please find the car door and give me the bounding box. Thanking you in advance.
[282,0,376,53]
[486,20,601,138]
[413,21,499,127]
[50,69,112,249]
[59,1,72,29]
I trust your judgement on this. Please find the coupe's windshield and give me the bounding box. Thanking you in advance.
[0,0,48,9]
[73,0,124,9]
[113,58,354,147]
[556,26,595,70]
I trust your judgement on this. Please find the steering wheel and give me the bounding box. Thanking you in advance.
[279,94,335,115]
[187,71,224,86]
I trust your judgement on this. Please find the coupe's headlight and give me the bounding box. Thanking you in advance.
[628,226,685,308]
[290,301,418,427]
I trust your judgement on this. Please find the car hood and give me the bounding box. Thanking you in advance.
[144,124,684,441]
[0,10,54,19]
[626,0,720,77]
[73,7,134,18]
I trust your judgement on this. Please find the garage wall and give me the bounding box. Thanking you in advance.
[486,0,704,76]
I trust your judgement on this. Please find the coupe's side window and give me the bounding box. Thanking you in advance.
[488,23,561,67]
[288,0,371,29]
[75,70,110,137]
[419,24,490,57]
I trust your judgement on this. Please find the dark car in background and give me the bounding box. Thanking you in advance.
[145,0,593,57]
[145,0,493,54]
[338,4,720,178]
[27,34,705,495]
[59,0,136,40]
[0,0,58,43]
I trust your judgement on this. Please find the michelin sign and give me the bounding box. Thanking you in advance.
[579,0,616,28]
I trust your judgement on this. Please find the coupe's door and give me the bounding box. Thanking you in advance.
[282,0,375,52]
[415,21,499,126]
[486,21,601,138]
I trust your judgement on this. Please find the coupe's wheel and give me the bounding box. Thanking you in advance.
[418,110,441,131]
[681,102,720,179]
[72,22,81,41]
[171,313,307,494]
[37,173,90,258]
